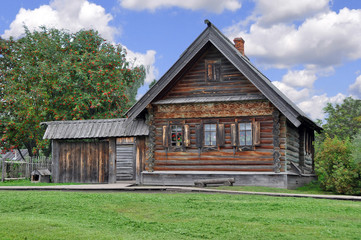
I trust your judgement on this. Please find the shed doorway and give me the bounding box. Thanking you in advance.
[116,143,135,181]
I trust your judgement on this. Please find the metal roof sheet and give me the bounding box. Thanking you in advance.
[42,118,148,140]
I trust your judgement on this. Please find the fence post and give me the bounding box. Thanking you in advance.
[1,158,5,182]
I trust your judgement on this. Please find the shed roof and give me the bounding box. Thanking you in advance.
[125,20,321,131]
[42,118,148,140]
[0,149,29,161]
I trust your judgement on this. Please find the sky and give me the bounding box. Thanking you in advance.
[1,0,361,120]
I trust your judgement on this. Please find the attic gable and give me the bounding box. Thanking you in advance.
[126,21,321,131]
[160,44,264,100]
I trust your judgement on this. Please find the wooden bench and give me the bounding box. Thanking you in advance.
[194,178,235,187]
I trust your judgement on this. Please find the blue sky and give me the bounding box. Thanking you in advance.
[1,0,361,120]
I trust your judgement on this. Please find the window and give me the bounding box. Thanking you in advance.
[239,122,252,146]
[204,124,217,146]
[205,60,221,81]
[171,125,183,147]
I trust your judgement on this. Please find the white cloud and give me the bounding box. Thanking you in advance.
[126,49,158,84]
[273,78,346,120]
[282,69,317,88]
[2,0,117,41]
[273,81,310,103]
[254,0,330,26]
[119,0,241,13]
[298,93,346,120]
[349,75,361,97]
[226,8,361,68]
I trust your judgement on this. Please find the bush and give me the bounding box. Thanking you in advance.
[315,136,361,195]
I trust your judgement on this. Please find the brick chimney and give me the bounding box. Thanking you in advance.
[233,37,245,56]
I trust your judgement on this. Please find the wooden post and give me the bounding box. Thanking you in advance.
[108,138,116,183]
[52,140,60,183]
[1,158,5,182]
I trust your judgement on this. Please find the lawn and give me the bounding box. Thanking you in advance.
[0,191,360,239]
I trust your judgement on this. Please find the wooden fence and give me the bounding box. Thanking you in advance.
[0,156,52,181]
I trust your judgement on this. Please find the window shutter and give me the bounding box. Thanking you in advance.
[184,125,190,147]
[162,125,169,147]
[196,124,203,148]
[217,124,225,147]
[253,121,261,146]
[231,123,237,146]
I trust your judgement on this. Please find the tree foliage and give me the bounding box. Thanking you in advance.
[315,136,361,195]
[319,97,361,141]
[0,27,145,156]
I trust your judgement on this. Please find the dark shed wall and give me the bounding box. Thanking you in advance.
[53,140,109,183]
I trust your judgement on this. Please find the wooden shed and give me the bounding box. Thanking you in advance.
[42,119,148,184]
[124,21,322,189]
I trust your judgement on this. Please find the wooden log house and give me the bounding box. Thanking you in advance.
[43,21,321,188]
[125,21,321,189]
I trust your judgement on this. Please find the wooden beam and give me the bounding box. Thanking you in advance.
[108,138,116,183]
[52,140,60,183]
[1,157,5,182]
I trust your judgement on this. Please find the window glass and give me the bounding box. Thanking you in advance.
[171,125,182,147]
[239,122,252,146]
[204,124,217,146]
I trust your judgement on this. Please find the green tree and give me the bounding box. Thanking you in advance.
[315,136,361,195]
[319,97,361,141]
[149,79,157,89]
[0,27,145,156]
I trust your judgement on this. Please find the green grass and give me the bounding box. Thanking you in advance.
[210,181,334,195]
[0,179,85,186]
[0,191,360,239]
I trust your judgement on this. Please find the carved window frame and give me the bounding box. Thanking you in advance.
[199,119,224,152]
[232,118,261,151]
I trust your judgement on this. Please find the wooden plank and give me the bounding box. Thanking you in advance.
[51,140,60,183]
[217,124,225,147]
[108,138,116,183]
[196,125,203,148]
[80,142,86,182]
[184,125,190,147]
[253,121,261,146]
[162,125,169,147]
[231,124,237,146]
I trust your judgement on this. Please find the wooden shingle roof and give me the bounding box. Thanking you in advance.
[42,118,148,140]
[126,20,321,131]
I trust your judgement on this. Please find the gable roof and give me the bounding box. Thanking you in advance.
[42,118,148,140]
[126,20,321,131]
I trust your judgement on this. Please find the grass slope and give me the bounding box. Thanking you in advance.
[0,191,360,239]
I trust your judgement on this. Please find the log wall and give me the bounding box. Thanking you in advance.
[162,45,263,99]
[147,105,287,172]
[285,121,300,170]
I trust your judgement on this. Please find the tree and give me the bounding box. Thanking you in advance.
[318,97,361,142]
[149,79,157,89]
[0,27,145,156]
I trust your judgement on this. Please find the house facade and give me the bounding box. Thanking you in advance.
[125,21,321,189]
[43,21,320,189]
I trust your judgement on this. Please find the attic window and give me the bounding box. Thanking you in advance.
[205,59,221,81]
